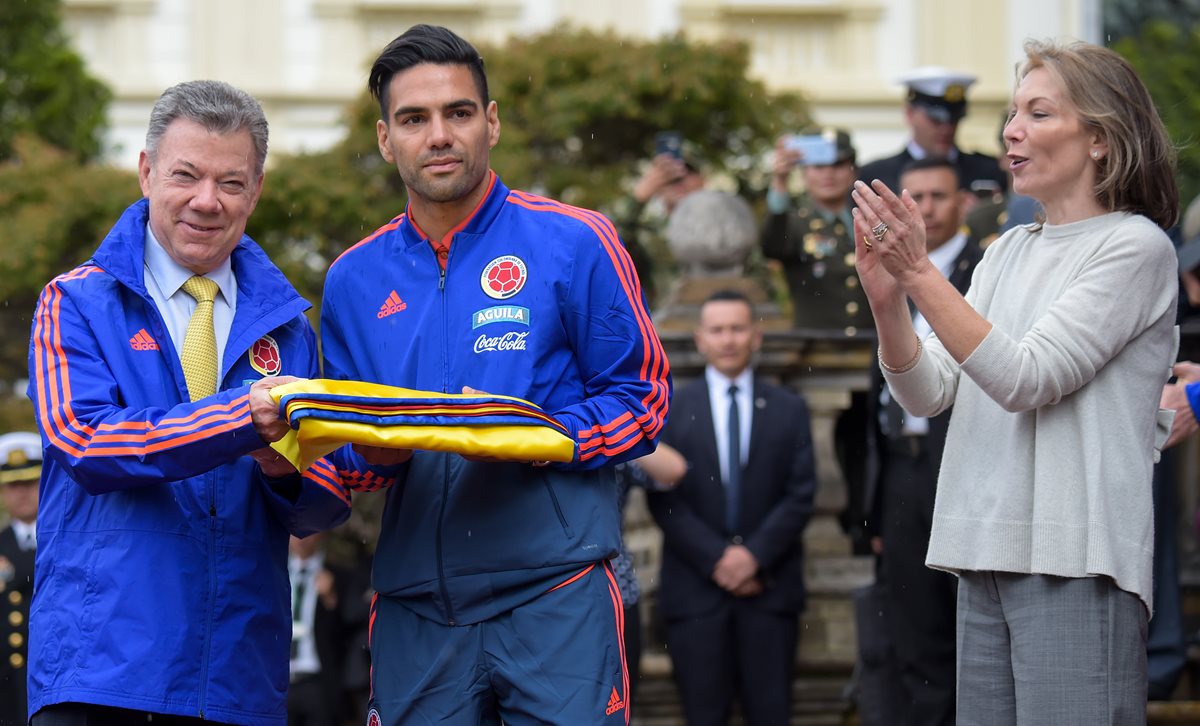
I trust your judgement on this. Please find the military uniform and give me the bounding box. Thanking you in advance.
[0,523,33,726]
[609,195,665,306]
[964,193,1041,250]
[0,434,40,726]
[859,66,1008,197]
[762,194,872,334]
[858,148,1007,199]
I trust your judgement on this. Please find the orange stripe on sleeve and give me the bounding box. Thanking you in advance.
[33,267,254,458]
[303,458,352,504]
[504,194,669,449]
[330,214,406,270]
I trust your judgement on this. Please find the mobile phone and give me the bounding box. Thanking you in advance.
[654,131,684,160]
[785,134,838,166]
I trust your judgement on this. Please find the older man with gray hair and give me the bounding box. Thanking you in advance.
[25,81,393,726]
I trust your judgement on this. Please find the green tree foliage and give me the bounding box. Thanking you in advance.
[0,137,138,382]
[1103,0,1200,43]
[0,28,804,383]
[1112,21,1200,206]
[250,27,807,303]
[0,0,112,161]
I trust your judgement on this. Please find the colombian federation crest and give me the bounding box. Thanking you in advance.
[249,335,282,376]
[481,255,528,300]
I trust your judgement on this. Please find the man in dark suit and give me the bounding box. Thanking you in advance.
[858,67,1006,203]
[858,158,983,726]
[648,289,817,726]
[287,533,370,726]
[0,433,41,726]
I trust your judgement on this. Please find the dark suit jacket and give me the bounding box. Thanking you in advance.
[860,237,984,534]
[305,561,369,699]
[0,525,34,726]
[649,376,816,619]
[858,147,1008,197]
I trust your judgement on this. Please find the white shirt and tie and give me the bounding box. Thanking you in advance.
[705,366,753,532]
[906,140,960,163]
[143,224,237,368]
[11,520,35,552]
[880,231,968,436]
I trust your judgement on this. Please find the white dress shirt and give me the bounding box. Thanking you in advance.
[11,519,35,551]
[144,223,237,370]
[705,365,754,486]
[906,140,960,163]
[881,231,968,435]
[289,551,323,677]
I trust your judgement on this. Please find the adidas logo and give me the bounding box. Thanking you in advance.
[129,329,159,351]
[377,290,408,319]
[604,686,625,716]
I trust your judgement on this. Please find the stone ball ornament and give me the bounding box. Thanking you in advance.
[664,189,757,274]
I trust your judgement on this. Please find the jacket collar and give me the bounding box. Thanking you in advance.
[398,172,508,249]
[91,198,310,332]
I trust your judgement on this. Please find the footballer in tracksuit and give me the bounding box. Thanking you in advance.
[26,174,398,719]
[320,25,671,726]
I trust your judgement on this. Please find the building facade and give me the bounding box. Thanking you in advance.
[63,0,1099,169]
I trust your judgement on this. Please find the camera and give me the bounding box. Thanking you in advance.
[654,131,684,160]
[784,134,838,166]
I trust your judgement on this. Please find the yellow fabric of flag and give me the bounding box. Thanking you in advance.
[268,379,576,471]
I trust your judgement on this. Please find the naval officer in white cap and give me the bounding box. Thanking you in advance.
[858,66,1007,201]
[0,431,40,726]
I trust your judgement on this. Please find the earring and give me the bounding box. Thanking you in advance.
[1091,150,1101,159]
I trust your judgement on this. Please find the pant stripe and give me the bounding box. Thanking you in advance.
[602,560,631,725]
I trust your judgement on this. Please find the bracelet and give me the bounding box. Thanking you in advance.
[879,337,922,374]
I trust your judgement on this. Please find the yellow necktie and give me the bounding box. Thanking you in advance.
[180,276,220,401]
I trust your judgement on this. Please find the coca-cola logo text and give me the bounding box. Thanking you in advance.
[473,331,529,353]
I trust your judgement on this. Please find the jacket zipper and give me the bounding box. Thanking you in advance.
[436,245,456,626]
[125,273,299,718]
[198,472,217,718]
[163,281,212,718]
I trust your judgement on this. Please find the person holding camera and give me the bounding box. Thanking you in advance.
[761,127,870,333]
[611,135,706,306]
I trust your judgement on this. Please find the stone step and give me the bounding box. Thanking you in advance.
[1148,701,1200,723]
[805,554,874,596]
[633,654,854,725]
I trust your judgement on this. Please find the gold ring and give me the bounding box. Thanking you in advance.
[862,235,873,250]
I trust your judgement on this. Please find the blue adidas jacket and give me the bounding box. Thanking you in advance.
[26,199,391,725]
[322,174,671,625]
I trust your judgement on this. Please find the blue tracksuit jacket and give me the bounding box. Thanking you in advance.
[26,199,393,725]
[321,174,671,625]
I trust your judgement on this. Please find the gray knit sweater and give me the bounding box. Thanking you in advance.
[885,212,1178,611]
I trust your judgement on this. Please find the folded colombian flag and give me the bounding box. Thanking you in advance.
[267,379,576,472]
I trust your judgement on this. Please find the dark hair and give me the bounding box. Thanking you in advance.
[1017,39,1178,229]
[898,156,960,187]
[702,289,754,309]
[368,24,489,120]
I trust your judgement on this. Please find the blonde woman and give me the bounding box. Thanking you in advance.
[852,39,1178,724]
